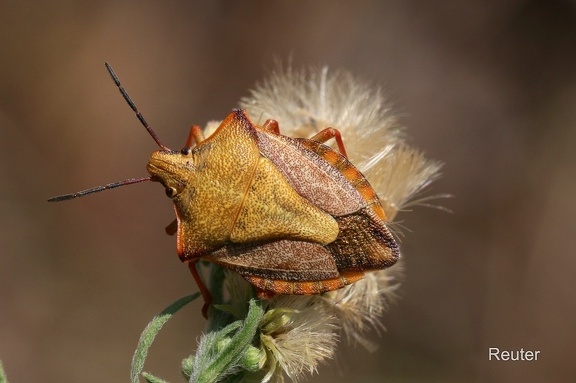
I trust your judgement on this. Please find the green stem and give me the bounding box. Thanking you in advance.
[0,360,8,383]
[192,299,264,383]
[131,293,200,383]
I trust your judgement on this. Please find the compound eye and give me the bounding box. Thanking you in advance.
[165,187,177,198]
[181,147,191,156]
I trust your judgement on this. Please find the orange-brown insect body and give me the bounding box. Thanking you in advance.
[147,109,399,296]
[49,64,399,310]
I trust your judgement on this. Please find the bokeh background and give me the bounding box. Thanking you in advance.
[2,1,576,382]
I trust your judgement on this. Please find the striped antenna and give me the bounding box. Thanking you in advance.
[104,62,169,150]
[48,63,166,202]
[48,177,151,202]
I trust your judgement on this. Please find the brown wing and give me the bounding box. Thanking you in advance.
[254,130,365,216]
[296,138,388,221]
[207,238,369,295]
[328,208,399,271]
[207,239,339,281]
[255,128,399,269]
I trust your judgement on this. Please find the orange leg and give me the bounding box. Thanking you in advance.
[261,119,280,134]
[164,218,177,236]
[262,119,348,158]
[256,288,276,300]
[182,125,205,153]
[309,128,348,159]
[188,261,212,319]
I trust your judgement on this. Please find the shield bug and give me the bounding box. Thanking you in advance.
[49,63,400,316]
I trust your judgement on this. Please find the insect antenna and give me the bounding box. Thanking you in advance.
[48,64,167,203]
[104,62,169,151]
[48,177,151,202]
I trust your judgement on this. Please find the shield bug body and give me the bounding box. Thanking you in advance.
[49,64,400,314]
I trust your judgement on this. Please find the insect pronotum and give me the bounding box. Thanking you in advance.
[49,63,400,317]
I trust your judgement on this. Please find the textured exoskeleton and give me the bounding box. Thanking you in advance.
[146,109,399,298]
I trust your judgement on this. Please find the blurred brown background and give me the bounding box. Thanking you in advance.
[1,1,576,382]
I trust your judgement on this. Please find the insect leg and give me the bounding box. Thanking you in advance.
[164,219,177,236]
[309,128,348,159]
[182,125,205,152]
[187,261,211,319]
[261,119,280,134]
